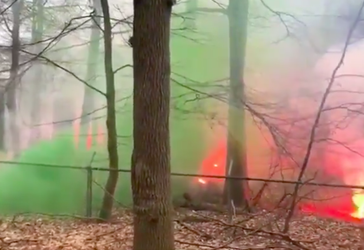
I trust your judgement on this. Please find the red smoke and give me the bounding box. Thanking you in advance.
[199,141,226,184]
[198,139,363,223]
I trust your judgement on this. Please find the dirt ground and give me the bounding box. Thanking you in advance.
[0,209,363,250]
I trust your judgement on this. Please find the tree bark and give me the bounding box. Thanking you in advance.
[131,0,175,250]
[6,0,23,157]
[223,0,250,209]
[98,0,119,220]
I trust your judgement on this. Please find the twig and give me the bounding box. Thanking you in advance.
[9,212,109,223]
[283,0,364,233]
[193,212,312,250]
[176,220,213,240]
[176,239,294,250]
[227,159,235,223]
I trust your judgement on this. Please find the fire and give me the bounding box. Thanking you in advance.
[198,178,206,184]
[199,142,226,184]
[197,162,221,185]
[351,189,364,219]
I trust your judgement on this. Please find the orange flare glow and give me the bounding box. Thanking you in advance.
[86,123,93,150]
[199,141,226,184]
[198,178,206,184]
[351,190,364,219]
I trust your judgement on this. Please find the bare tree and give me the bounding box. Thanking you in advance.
[131,0,175,249]
[0,2,10,150]
[98,0,119,221]
[29,0,44,143]
[6,0,23,157]
[0,79,5,151]
[283,0,364,233]
[80,0,101,134]
[223,0,250,210]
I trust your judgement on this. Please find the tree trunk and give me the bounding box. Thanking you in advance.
[80,0,101,137]
[131,1,175,250]
[7,0,23,157]
[223,0,250,210]
[29,0,44,144]
[98,0,119,221]
[0,91,5,151]
[185,0,198,30]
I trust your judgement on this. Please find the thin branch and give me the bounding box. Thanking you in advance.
[283,0,364,233]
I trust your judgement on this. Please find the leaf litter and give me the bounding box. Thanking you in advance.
[0,209,363,250]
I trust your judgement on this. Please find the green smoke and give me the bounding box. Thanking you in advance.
[0,137,86,214]
[0,14,229,215]
[0,112,205,215]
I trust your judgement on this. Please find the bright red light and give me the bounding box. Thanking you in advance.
[73,122,105,150]
[198,178,206,184]
[86,122,93,150]
[300,197,361,223]
[198,140,363,223]
[198,141,226,184]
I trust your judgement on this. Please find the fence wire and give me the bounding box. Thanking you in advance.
[0,160,363,190]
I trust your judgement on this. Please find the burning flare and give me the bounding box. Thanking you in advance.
[197,162,221,185]
[198,178,206,184]
[351,189,364,219]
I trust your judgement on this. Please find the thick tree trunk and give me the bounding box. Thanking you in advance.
[223,0,250,209]
[80,0,101,134]
[6,0,23,157]
[98,0,119,221]
[131,1,175,250]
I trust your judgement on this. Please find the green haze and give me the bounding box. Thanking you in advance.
[0,13,227,215]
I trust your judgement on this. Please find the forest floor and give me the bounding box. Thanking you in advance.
[0,208,362,250]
